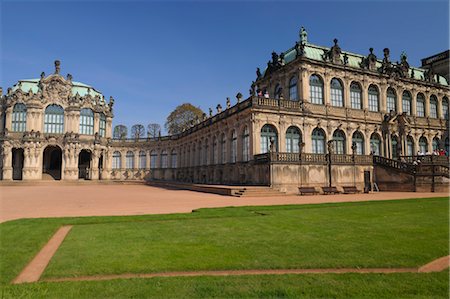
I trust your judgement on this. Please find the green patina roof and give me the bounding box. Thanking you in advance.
[11,78,104,98]
[265,42,449,86]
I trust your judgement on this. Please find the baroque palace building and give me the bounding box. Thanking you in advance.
[1,28,449,193]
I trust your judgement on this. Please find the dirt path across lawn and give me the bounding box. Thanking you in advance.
[1,183,448,223]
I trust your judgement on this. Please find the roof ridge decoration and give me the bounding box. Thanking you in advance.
[360,48,378,71]
[322,38,343,65]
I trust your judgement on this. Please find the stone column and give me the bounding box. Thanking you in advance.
[106,118,113,138]
[323,75,330,106]
[361,83,369,110]
[411,90,418,116]
[396,87,404,114]
[90,150,100,180]
[344,79,351,108]
[278,122,286,152]
[4,107,12,132]
[2,143,12,180]
[437,96,443,119]
[425,93,431,118]
[379,83,388,113]
[94,113,100,135]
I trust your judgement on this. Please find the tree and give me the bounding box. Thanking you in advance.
[147,123,161,138]
[165,103,204,135]
[113,125,128,140]
[131,124,145,139]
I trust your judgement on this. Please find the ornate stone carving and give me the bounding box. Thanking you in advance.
[322,39,342,64]
[39,75,71,104]
[360,48,377,71]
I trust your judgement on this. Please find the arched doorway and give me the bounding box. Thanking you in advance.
[43,146,62,180]
[12,148,24,180]
[78,149,92,179]
[98,153,104,180]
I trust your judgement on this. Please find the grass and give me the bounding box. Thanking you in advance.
[0,197,448,298]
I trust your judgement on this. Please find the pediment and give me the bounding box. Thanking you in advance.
[39,74,72,105]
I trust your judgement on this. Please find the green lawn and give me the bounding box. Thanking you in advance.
[1,197,448,298]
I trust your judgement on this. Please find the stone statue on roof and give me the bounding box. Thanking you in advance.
[54,60,61,74]
[295,41,305,58]
[299,26,308,44]
[398,52,410,77]
[256,68,261,79]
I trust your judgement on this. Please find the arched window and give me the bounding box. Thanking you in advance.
[260,124,278,153]
[330,78,344,107]
[332,130,346,154]
[274,84,282,99]
[221,134,227,164]
[309,74,324,104]
[230,130,237,163]
[79,108,94,135]
[44,104,64,134]
[112,151,121,169]
[212,137,218,164]
[242,126,250,161]
[350,82,362,109]
[150,150,157,169]
[442,97,449,120]
[429,95,437,118]
[126,151,134,169]
[289,76,298,101]
[370,133,381,156]
[386,88,397,113]
[416,93,425,117]
[402,91,412,115]
[312,128,326,154]
[204,139,209,165]
[432,137,439,151]
[406,136,414,156]
[419,137,428,154]
[286,126,302,153]
[368,85,379,112]
[352,131,364,155]
[12,103,27,132]
[391,135,399,159]
[161,150,168,168]
[99,113,106,137]
[171,150,177,168]
[139,151,146,169]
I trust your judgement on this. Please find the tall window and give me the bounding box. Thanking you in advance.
[368,85,379,112]
[289,76,298,101]
[139,151,146,169]
[99,113,106,137]
[242,126,250,161]
[44,104,64,134]
[402,91,412,115]
[161,150,168,168]
[79,108,94,135]
[12,103,27,132]
[312,128,326,154]
[432,138,439,151]
[330,78,344,107]
[352,131,364,155]
[419,137,428,154]
[416,93,425,117]
[391,135,399,159]
[112,151,121,169]
[230,131,237,163]
[221,134,227,164]
[350,82,362,109]
[442,97,449,120]
[310,74,324,104]
[171,150,177,168]
[260,124,278,153]
[150,150,157,169]
[332,130,346,154]
[126,151,134,169]
[406,136,414,156]
[370,133,381,155]
[430,95,437,118]
[212,137,218,164]
[286,126,301,153]
[386,88,397,113]
[274,84,282,99]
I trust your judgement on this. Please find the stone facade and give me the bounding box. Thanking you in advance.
[1,29,449,193]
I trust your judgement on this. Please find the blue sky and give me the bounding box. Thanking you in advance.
[1,0,449,134]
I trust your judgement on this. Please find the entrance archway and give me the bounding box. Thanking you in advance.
[43,146,62,180]
[78,149,92,179]
[12,148,24,180]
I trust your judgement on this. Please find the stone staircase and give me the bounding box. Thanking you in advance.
[231,187,286,197]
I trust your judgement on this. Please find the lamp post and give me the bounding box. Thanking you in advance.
[327,140,334,188]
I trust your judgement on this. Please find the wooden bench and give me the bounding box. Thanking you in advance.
[322,186,340,194]
[298,187,319,195]
[342,186,361,194]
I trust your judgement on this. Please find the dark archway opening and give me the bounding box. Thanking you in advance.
[12,148,24,180]
[43,146,62,180]
[78,149,92,179]
[98,154,104,180]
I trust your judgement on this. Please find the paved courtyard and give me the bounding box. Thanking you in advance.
[0,183,447,223]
